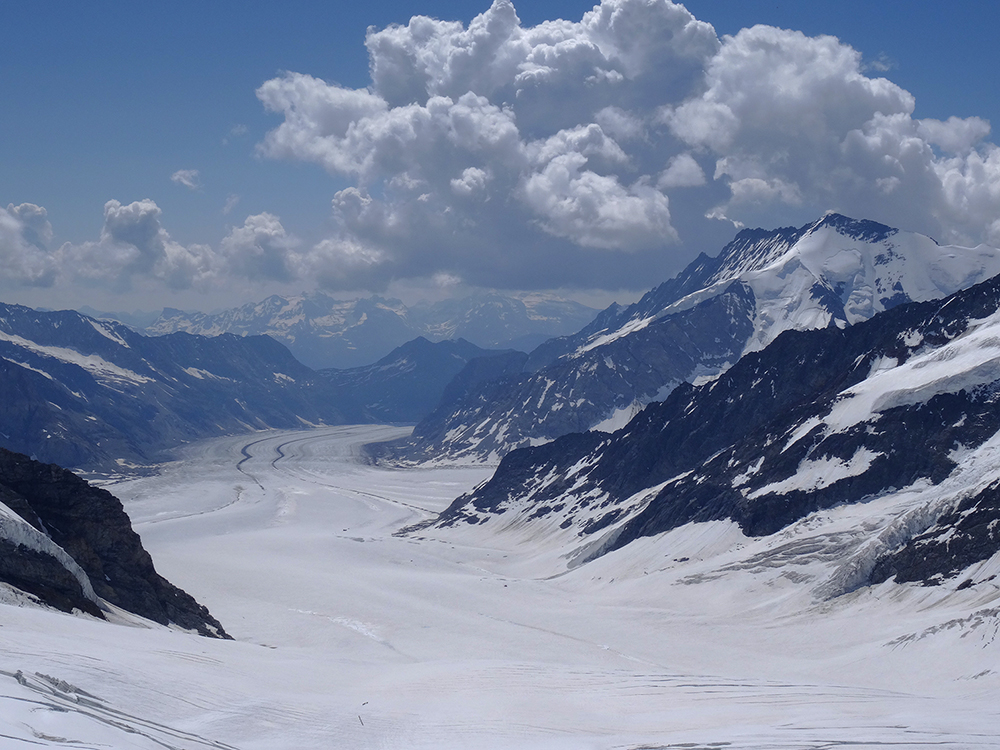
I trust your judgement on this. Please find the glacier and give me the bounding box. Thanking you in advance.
[0,425,996,748]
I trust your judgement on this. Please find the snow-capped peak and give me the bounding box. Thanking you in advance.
[591,214,1000,356]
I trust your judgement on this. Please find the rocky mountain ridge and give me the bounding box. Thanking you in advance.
[423,271,1000,594]
[0,302,498,471]
[382,214,1000,463]
[0,302,329,470]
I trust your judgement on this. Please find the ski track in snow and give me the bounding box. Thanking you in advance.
[0,425,997,749]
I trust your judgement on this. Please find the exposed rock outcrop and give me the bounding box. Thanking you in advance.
[0,448,229,638]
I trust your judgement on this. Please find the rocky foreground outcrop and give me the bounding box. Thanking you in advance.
[0,448,228,638]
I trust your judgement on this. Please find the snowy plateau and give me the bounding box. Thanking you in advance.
[0,425,997,749]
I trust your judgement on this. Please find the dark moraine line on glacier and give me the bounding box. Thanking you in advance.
[236,438,267,491]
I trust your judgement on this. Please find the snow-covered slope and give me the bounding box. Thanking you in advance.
[2,425,997,749]
[147,291,598,369]
[429,271,1000,591]
[387,214,1000,463]
[651,211,999,353]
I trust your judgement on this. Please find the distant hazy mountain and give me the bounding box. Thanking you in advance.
[76,306,162,330]
[318,337,514,424]
[383,214,1000,462]
[408,292,603,354]
[147,295,415,370]
[145,292,598,369]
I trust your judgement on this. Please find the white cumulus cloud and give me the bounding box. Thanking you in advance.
[220,213,302,282]
[0,204,58,287]
[170,169,202,190]
[250,0,1000,291]
[7,2,1000,301]
[255,0,723,290]
[665,24,1000,244]
[60,199,216,290]
[658,153,706,189]
[3,201,312,296]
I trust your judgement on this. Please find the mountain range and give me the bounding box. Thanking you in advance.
[420,268,1000,593]
[0,302,499,472]
[378,213,1000,463]
[2,212,1000,745]
[144,291,598,370]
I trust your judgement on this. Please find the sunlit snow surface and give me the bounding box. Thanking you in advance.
[1,425,998,749]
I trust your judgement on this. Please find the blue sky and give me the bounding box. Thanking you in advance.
[2,1,999,312]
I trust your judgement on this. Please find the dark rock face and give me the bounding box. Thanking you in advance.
[438,272,1000,585]
[613,388,995,542]
[0,448,229,638]
[0,536,102,618]
[869,482,1000,586]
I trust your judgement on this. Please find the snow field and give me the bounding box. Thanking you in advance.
[0,425,997,748]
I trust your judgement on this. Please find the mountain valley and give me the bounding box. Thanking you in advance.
[0,301,502,471]
[1,215,999,748]
[1,426,997,748]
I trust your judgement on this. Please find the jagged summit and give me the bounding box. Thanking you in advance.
[694,213,898,288]
[617,211,973,354]
[811,212,898,243]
